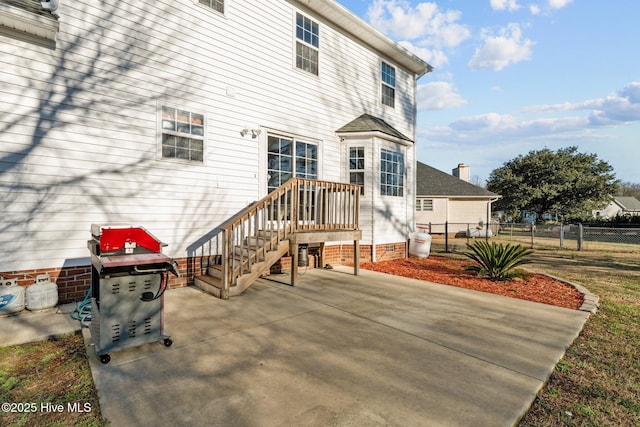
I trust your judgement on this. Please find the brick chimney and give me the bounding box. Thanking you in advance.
[452,164,470,182]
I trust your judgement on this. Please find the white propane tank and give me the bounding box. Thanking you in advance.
[409,229,432,258]
[26,274,58,311]
[0,278,25,316]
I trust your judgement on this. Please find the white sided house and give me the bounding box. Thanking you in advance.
[415,162,500,236]
[0,0,431,302]
[592,196,640,219]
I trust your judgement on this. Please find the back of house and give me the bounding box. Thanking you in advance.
[0,0,431,302]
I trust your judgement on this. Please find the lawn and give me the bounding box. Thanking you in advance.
[517,249,640,426]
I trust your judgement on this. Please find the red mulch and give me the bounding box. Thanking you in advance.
[360,255,584,310]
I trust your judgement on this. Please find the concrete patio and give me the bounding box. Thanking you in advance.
[82,266,590,426]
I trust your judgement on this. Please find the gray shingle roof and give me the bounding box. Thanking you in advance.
[416,161,499,198]
[614,196,640,211]
[336,114,412,142]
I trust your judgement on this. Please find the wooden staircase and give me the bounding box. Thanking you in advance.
[193,178,361,299]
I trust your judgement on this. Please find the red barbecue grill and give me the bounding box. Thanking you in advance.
[88,224,179,364]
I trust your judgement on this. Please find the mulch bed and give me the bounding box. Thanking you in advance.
[360,255,584,310]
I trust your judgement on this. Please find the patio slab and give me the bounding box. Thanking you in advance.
[84,266,590,426]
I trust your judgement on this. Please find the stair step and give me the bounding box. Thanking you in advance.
[194,275,223,299]
[207,264,223,279]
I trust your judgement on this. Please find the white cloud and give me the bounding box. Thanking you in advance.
[522,82,640,124]
[490,0,521,11]
[423,82,640,147]
[468,23,534,71]
[548,0,573,9]
[529,4,541,15]
[366,0,471,49]
[450,112,517,131]
[398,40,448,67]
[417,81,467,110]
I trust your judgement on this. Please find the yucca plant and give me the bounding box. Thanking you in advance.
[463,241,533,281]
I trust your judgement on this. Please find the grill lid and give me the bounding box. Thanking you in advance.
[91,224,165,255]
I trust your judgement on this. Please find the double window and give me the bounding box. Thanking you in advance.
[160,106,205,162]
[267,135,318,192]
[380,148,404,196]
[295,13,319,75]
[198,0,224,14]
[381,62,396,108]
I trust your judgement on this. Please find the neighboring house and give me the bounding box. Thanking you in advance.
[0,0,431,302]
[415,162,500,234]
[593,197,640,218]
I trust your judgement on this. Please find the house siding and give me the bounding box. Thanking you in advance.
[1,0,423,300]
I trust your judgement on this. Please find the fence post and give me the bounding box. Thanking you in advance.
[577,223,583,251]
[445,221,449,252]
[559,223,564,248]
[530,223,535,248]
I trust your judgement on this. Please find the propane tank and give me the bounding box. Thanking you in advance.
[0,278,25,316]
[26,274,58,311]
[409,229,432,258]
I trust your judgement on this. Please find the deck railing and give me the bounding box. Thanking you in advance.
[189,178,360,297]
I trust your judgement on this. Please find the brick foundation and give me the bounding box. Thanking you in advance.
[321,242,405,266]
[0,256,197,305]
[1,243,407,305]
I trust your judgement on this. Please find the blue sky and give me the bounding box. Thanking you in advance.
[340,0,640,185]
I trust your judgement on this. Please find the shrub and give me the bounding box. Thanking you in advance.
[463,241,533,281]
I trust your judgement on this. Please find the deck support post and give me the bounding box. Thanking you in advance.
[290,242,298,287]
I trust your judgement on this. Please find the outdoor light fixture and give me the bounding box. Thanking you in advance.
[240,127,261,138]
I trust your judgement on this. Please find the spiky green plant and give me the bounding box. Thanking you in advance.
[463,241,533,281]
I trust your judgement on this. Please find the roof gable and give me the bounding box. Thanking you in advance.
[416,161,499,198]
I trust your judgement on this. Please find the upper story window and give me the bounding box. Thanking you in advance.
[160,106,205,162]
[381,62,396,108]
[349,147,365,195]
[380,148,404,197]
[198,0,224,14]
[295,13,319,75]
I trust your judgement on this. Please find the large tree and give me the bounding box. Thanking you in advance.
[618,181,640,199]
[487,146,619,221]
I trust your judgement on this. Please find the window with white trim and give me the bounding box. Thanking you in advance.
[267,135,317,192]
[380,148,404,196]
[381,62,396,108]
[295,13,319,75]
[160,106,205,162]
[198,0,224,14]
[349,147,365,195]
[416,198,434,211]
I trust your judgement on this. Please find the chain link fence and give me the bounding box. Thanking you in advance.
[418,222,640,253]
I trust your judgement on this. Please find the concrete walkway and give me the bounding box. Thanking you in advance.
[80,266,589,427]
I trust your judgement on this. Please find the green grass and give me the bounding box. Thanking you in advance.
[0,332,107,426]
[518,249,640,426]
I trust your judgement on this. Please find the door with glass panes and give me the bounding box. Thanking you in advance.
[267,135,318,221]
[267,135,317,191]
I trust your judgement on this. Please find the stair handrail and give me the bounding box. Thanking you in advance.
[193,178,361,299]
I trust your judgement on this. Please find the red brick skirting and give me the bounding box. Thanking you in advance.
[0,242,407,304]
